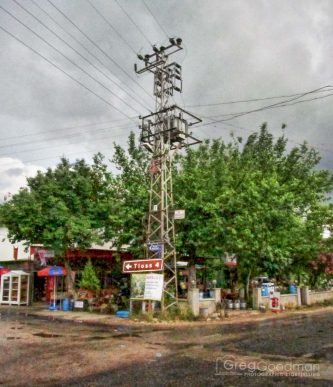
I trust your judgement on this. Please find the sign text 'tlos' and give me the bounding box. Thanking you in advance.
[122,259,164,273]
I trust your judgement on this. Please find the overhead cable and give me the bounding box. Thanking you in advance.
[11,0,146,113]
[198,86,333,127]
[29,0,152,109]
[1,117,135,142]
[0,23,133,119]
[187,86,333,108]
[47,0,153,101]
[0,124,137,158]
[207,91,333,121]
[0,122,137,151]
[114,0,153,46]
[142,0,169,39]
[85,0,137,54]
[0,131,134,167]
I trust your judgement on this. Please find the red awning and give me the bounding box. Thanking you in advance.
[0,268,10,276]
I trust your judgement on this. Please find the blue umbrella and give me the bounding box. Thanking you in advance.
[49,266,66,276]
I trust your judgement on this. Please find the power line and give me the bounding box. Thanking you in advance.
[198,92,333,122]
[0,131,134,168]
[198,86,333,127]
[114,0,152,46]
[85,0,137,55]
[1,117,135,142]
[12,0,146,113]
[29,0,153,110]
[0,23,135,120]
[0,122,137,152]
[142,0,169,39]
[2,2,140,117]
[208,91,333,122]
[0,124,137,158]
[24,140,130,164]
[187,86,333,108]
[47,0,153,102]
[1,124,332,169]
[196,110,333,156]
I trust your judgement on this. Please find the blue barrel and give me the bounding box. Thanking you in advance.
[261,285,269,297]
[289,284,297,294]
[62,298,70,311]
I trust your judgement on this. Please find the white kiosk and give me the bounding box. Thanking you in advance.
[0,270,30,305]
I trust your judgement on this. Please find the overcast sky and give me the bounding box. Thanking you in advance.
[0,0,333,200]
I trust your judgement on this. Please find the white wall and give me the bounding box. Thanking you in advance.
[0,227,30,262]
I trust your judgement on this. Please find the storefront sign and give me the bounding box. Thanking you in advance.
[144,274,164,301]
[122,259,163,273]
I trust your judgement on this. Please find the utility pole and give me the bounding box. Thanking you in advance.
[135,38,201,310]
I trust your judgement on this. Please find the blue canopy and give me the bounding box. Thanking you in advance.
[37,266,67,277]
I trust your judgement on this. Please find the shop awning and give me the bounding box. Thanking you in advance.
[0,267,10,276]
[37,266,67,277]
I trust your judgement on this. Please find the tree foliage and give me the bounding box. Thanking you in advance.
[309,253,333,287]
[79,259,101,291]
[173,124,333,291]
[111,132,150,255]
[0,154,119,254]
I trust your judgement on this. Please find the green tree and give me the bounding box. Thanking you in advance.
[0,154,119,255]
[79,259,101,291]
[111,132,150,256]
[309,252,333,287]
[174,124,333,297]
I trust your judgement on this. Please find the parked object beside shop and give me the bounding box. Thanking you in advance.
[0,270,30,305]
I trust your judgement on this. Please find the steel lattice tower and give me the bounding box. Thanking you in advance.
[135,38,201,310]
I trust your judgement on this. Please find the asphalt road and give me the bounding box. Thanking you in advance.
[0,306,332,386]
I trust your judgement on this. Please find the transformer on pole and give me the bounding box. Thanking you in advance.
[135,38,201,310]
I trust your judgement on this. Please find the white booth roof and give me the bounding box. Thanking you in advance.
[2,270,29,276]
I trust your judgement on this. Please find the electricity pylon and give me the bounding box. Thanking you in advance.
[135,38,201,310]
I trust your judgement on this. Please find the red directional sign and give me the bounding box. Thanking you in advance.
[122,259,163,273]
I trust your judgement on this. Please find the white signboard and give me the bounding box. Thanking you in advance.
[144,274,164,301]
[174,209,185,220]
[74,300,84,308]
